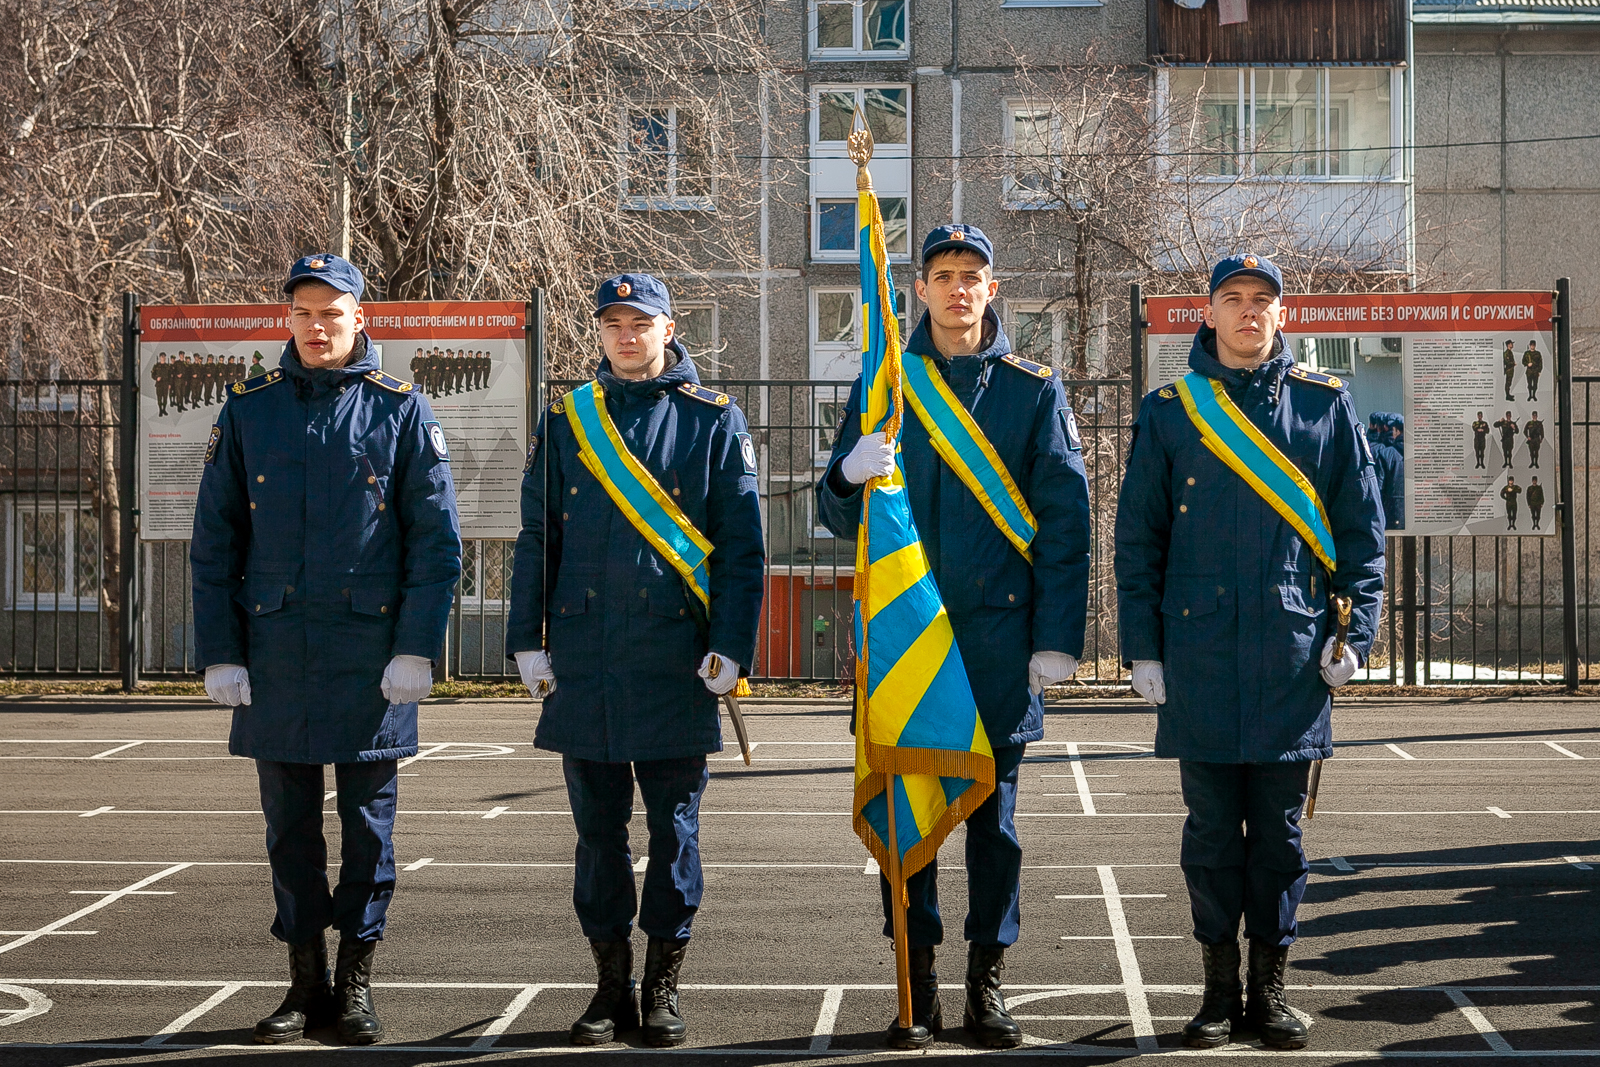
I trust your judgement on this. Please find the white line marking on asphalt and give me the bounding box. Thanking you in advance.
[142,982,244,1045]
[1564,856,1593,870]
[634,857,649,873]
[1060,936,1184,941]
[1064,743,1096,816]
[1096,865,1158,1053]
[398,742,453,769]
[324,791,337,802]
[808,986,845,1053]
[68,890,174,895]
[0,864,191,955]
[1056,894,1167,899]
[88,742,145,759]
[78,807,114,818]
[1385,744,1417,760]
[0,931,95,936]
[483,807,510,820]
[1330,857,1356,872]
[1445,988,1514,1053]
[1544,741,1585,759]
[1488,807,1512,819]
[0,984,52,1027]
[403,858,434,872]
[863,857,879,876]
[470,984,542,1048]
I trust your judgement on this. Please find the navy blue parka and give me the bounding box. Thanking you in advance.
[191,335,463,764]
[1114,329,1387,764]
[505,344,766,763]
[815,308,1093,748]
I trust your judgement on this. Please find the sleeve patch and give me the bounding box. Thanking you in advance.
[1060,409,1083,451]
[204,425,222,465]
[425,420,450,461]
[737,431,758,475]
[523,434,539,474]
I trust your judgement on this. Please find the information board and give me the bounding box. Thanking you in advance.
[1143,291,1556,537]
[138,301,528,540]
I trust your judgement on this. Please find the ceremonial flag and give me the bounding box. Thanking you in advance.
[848,135,995,907]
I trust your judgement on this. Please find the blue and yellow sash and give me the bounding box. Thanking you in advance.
[562,381,713,610]
[1174,372,1337,572]
[901,354,1037,562]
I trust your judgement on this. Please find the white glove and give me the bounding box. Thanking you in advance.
[1319,638,1360,688]
[840,431,896,485]
[516,649,557,697]
[204,664,251,707]
[1131,660,1166,705]
[380,655,434,705]
[1028,651,1079,695]
[697,652,740,695]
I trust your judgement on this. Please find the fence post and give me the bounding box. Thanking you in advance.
[1129,283,1146,419]
[1402,537,1417,686]
[120,293,140,691]
[1555,278,1579,692]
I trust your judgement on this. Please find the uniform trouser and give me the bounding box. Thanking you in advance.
[1531,506,1543,528]
[878,744,1026,949]
[1475,443,1485,466]
[256,759,398,945]
[564,754,710,943]
[1506,503,1518,528]
[1529,445,1541,468]
[1178,760,1311,948]
[1527,372,1539,399]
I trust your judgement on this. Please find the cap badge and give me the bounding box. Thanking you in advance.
[950,230,966,241]
[616,281,632,298]
[1242,255,1258,268]
[308,258,325,269]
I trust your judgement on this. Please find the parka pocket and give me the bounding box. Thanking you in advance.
[1161,579,1223,620]
[236,580,287,617]
[551,580,592,619]
[350,584,400,618]
[1279,582,1326,618]
[983,582,1032,609]
[649,584,691,621]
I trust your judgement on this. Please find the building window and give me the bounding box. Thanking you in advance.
[6,499,101,611]
[458,540,511,607]
[1166,68,1401,180]
[810,0,907,57]
[1004,102,1061,207]
[810,286,909,382]
[812,87,911,261]
[674,303,724,377]
[1006,302,1062,369]
[621,107,715,210]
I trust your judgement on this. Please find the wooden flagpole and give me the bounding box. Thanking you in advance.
[884,774,913,1029]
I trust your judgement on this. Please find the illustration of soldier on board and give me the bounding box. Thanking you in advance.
[410,347,492,399]
[149,351,247,416]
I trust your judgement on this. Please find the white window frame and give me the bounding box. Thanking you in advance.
[456,539,511,609]
[673,302,724,377]
[999,0,1102,8]
[1003,100,1063,209]
[810,85,912,262]
[1003,300,1065,371]
[1159,66,1404,182]
[5,498,101,612]
[619,106,717,211]
[809,0,909,58]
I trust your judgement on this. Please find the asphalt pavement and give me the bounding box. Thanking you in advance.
[0,695,1596,1065]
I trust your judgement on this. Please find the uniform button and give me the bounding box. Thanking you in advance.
[368,476,376,484]
[255,604,262,612]
[1187,477,1196,486]
[560,606,566,614]
[672,488,681,496]
[1182,608,1190,616]
[378,502,386,511]
[257,475,265,483]
[380,605,388,614]
[1217,585,1226,595]
[1008,593,1016,602]
[250,502,257,510]
[570,486,578,495]
[562,512,569,521]
[679,608,686,616]
[286,586,294,594]
[640,589,649,598]
[341,588,350,597]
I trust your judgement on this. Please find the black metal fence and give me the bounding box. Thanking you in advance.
[1,375,1593,688]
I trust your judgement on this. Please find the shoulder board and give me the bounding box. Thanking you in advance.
[1152,385,1179,404]
[1287,366,1346,390]
[677,382,732,408]
[364,370,416,394]
[229,369,284,396]
[999,353,1054,379]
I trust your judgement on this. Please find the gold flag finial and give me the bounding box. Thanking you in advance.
[847,105,875,189]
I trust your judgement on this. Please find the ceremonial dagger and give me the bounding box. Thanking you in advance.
[705,656,752,765]
[1304,594,1354,820]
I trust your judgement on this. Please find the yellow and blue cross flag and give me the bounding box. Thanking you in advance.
[851,181,995,886]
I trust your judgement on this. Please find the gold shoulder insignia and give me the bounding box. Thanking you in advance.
[550,399,566,415]
[1156,386,1178,401]
[364,370,415,394]
[1000,353,1054,379]
[1288,366,1345,390]
[678,382,732,407]
[230,369,283,396]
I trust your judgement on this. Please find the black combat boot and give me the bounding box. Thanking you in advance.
[1182,941,1243,1048]
[640,937,688,1047]
[570,939,638,1045]
[333,935,384,1045]
[253,934,335,1043]
[962,943,1023,1048]
[1246,939,1309,1050]
[886,945,942,1049]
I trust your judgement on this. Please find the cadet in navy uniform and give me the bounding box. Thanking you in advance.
[1114,254,1385,1051]
[191,254,462,1046]
[506,274,765,1048]
[817,225,1092,1050]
